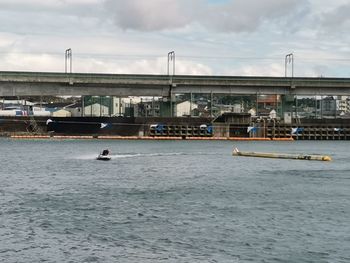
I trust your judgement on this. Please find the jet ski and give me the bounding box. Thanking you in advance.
[97,149,111,161]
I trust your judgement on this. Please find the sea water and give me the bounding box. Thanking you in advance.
[0,139,349,262]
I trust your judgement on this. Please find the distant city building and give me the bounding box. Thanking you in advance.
[269,109,277,119]
[82,96,124,117]
[51,109,72,117]
[175,101,198,117]
[319,96,337,117]
[0,99,34,116]
[337,96,350,114]
[248,108,256,116]
[257,95,280,116]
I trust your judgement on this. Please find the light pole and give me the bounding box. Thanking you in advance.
[65,48,72,73]
[285,53,294,77]
[167,51,176,117]
[167,51,175,76]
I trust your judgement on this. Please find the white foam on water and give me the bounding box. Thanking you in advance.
[72,151,221,161]
[73,152,190,160]
[110,152,187,159]
[74,154,100,160]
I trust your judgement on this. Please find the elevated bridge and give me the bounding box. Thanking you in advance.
[1,71,350,97]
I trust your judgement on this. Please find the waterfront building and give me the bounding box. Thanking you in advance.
[175,101,198,117]
[337,96,350,114]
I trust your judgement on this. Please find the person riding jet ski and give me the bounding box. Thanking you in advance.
[97,149,111,161]
[102,149,109,156]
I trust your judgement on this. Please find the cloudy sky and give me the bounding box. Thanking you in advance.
[0,0,349,77]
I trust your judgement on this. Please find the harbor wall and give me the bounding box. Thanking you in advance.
[2,116,350,140]
[0,116,212,137]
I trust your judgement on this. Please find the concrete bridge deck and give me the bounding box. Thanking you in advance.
[1,71,350,96]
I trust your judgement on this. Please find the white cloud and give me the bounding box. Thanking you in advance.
[104,0,309,32]
[2,53,62,72]
[0,50,213,75]
[0,0,102,9]
[204,0,309,33]
[0,0,349,77]
[104,0,200,31]
[320,3,350,31]
[227,63,284,77]
[0,33,17,48]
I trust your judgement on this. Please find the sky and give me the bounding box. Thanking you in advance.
[0,0,349,77]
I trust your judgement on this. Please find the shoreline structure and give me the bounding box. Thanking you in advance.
[8,134,294,141]
[1,115,350,140]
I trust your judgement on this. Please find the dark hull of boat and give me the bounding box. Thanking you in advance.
[96,155,111,161]
[47,117,141,136]
[0,116,213,136]
[45,116,213,136]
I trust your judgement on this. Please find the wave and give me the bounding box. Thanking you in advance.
[73,150,220,160]
[74,152,189,160]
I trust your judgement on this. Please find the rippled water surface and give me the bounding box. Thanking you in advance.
[1,138,350,262]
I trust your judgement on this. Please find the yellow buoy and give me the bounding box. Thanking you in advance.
[232,148,332,162]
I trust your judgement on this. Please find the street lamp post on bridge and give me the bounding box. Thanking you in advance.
[167,51,175,76]
[65,48,72,74]
[167,51,176,117]
[285,53,294,78]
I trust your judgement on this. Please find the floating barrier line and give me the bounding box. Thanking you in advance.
[271,137,294,141]
[227,137,272,141]
[232,148,331,161]
[9,135,295,142]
